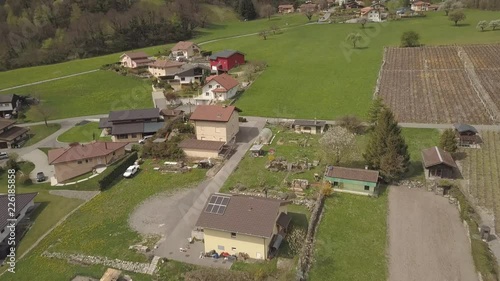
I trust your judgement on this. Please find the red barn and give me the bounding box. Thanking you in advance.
[209,50,245,72]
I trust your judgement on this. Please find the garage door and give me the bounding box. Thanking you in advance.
[0,142,8,149]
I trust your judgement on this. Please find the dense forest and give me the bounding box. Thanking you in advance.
[464,0,500,10]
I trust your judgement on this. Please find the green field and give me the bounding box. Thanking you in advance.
[309,193,388,281]
[402,128,441,179]
[23,123,61,147]
[58,122,111,143]
[1,160,205,281]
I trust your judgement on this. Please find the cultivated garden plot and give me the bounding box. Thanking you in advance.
[459,131,500,233]
[377,44,500,124]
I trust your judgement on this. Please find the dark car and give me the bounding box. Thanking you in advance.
[36,172,46,182]
[0,152,8,160]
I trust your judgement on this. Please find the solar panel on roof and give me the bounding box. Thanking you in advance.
[217,206,226,214]
[204,195,231,215]
[222,197,230,205]
[209,196,217,203]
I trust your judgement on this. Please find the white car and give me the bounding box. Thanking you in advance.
[138,135,153,144]
[123,165,139,178]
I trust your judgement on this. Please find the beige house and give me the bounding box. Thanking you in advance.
[411,1,430,11]
[148,60,185,78]
[178,139,225,158]
[48,142,127,183]
[292,119,326,134]
[195,194,291,260]
[119,52,153,68]
[99,108,164,142]
[191,105,240,143]
[197,73,239,105]
[170,41,201,60]
[278,4,295,13]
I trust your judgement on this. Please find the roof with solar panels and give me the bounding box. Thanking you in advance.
[195,193,291,238]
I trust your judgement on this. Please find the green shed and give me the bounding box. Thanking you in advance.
[324,166,380,196]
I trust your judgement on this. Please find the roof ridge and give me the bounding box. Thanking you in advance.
[49,147,69,164]
[435,146,444,163]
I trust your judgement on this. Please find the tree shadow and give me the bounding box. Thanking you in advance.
[405,160,424,178]
[355,46,369,50]
[453,23,470,27]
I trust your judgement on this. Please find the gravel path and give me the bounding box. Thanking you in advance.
[128,188,197,235]
[49,190,100,201]
[388,186,479,281]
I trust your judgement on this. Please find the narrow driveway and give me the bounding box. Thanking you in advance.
[149,120,264,266]
[388,186,478,281]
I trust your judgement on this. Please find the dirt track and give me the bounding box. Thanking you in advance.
[388,187,479,281]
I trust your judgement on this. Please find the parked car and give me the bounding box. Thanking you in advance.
[0,152,8,160]
[123,165,139,178]
[138,135,153,144]
[36,172,46,182]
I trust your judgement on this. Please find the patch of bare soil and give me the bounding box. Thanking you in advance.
[388,186,479,281]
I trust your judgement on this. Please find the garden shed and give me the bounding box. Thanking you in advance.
[249,144,264,157]
[324,166,379,196]
[256,128,273,144]
[421,146,457,179]
[453,123,480,147]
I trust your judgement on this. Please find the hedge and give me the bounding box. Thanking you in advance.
[98,152,138,190]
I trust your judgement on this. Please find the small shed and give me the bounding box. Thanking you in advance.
[249,144,264,157]
[453,123,480,146]
[421,146,457,179]
[292,119,326,135]
[324,166,379,196]
[178,139,224,158]
[256,128,273,144]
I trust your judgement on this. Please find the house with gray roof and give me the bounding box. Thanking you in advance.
[209,50,245,72]
[99,108,164,142]
[453,123,480,147]
[195,193,291,260]
[292,119,327,134]
[0,192,37,248]
[0,94,19,118]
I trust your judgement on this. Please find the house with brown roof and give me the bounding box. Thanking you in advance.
[48,142,127,183]
[119,52,153,69]
[0,118,29,149]
[421,146,457,179]
[99,108,164,142]
[179,105,240,158]
[299,3,318,12]
[0,94,19,118]
[170,41,201,60]
[292,119,326,135]
[453,123,480,147]
[278,4,295,13]
[197,73,239,105]
[411,1,431,11]
[195,193,291,260]
[324,166,380,196]
[148,60,185,78]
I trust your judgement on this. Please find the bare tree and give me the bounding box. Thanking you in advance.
[259,4,275,20]
[346,32,362,48]
[258,30,269,40]
[358,17,368,28]
[304,8,315,21]
[31,102,55,127]
[319,126,356,165]
[439,0,464,16]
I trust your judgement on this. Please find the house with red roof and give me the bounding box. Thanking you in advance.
[197,73,240,105]
[170,41,201,60]
[179,105,240,158]
[411,1,431,12]
[48,142,128,182]
[278,4,295,13]
[209,50,245,72]
[119,52,153,68]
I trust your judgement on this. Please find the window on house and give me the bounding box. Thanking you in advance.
[113,152,116,156]
[333,181,339,186]
[77,161,82,164]
[1,229,4,234]
[85,159,89,163]
[231,232,236,238]
[131,134,137,138]
[117,134,128,140]
[205,92,209,96]
[209,85,212,89]
[181,77,185,81]
[364,186,370,191]
[218,245,225,250]
[216,85,220,88]
[215,127,221,133]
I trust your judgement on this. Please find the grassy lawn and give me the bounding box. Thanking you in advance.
[402,128,441,179]
[37,147,51,155]
[2,160,205,281]
[22,123,61,147]
[198,10,500,120]
[58,122,111,143]
[309,192,388,281]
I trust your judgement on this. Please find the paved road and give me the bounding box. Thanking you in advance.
[152,120,265,266]
[388,186,478,281]
[0,70,99,92]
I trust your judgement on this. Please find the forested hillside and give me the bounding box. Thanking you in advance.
[464,0,500,10]
[0,0,205,70]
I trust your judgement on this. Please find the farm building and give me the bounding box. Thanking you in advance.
[278,4,295,13]
[454,123,480,147]
[256,128,273,144]
[209,50,245,72]
[195,193,291,260]
[324,166,379,196]
[292,119,326,134]
[421,146,457,179]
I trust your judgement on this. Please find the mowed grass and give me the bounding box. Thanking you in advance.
[3,71,151,121]
[309,193,388,281]
[23,123,61,146]
[58,122,111,143]
[199,10,500,120]
[1,161,205,281]
[402,128,441,179]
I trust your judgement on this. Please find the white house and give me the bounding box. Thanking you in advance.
[170,41,201,60]
[195,74,239,105]
[360,7,382,22]
[411,1,431,11]
[0,193,37,246]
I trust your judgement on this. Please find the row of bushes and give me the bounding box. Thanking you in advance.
[98,152,138,190]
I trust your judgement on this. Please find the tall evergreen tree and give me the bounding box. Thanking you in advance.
[364,108,410,181]
[439,129,458,153]
[238,0,257,20]
[368,97,387,125]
